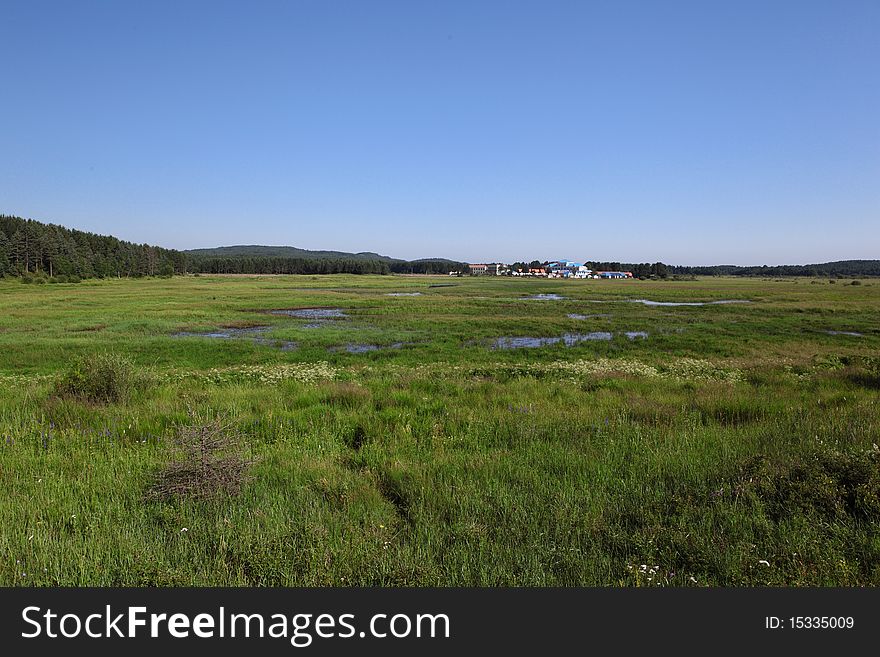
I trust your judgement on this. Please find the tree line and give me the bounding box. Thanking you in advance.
[0,215,186,279]
[667,261,880,277]
[3,214,875,281]
[188,255,469,275]
[190,255,391,275]
[0,215,469,279]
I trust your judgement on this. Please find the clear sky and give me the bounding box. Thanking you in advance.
[2,1,878,265]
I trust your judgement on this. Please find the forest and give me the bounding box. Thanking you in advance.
[0,215,186,280]
[0,215,468,279]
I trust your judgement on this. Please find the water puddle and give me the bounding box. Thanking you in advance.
[269,308,348,319]
[174,326,271,339]
[522,293,568,301]
[627,299,750,307]
[173,326,297,351]
[386,292,422,297]
[625,331,649,340]
[252,338,298,351]
[174,307,359,350]
[492,333,613,349]
[331,342,407,354]
[825,330,863,337]
[568,313,611,320]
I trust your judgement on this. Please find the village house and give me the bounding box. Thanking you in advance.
[471,259,633,279]
[469,263,508,276]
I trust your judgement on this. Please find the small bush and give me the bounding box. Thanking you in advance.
[739,449,880,522]
[851,280,862,286]
[146,418,255,501]
[55,352,151,404]
[68,274,82,283]
[21,272,48,284]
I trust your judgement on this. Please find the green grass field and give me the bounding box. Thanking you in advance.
[1,274,878,586]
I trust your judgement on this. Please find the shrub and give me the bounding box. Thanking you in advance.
[21,272,48,284]
[741,448,880,522]
[146,418,255,501]
[68,274,82,283]
[55,352,151,403]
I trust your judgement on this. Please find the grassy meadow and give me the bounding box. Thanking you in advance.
[1,274,878,586]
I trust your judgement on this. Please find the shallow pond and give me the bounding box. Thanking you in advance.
[626,299,750,307]
[331,342,407,354]
[492,332,613,349]
[522,293,568,301]
[826,330,863,337]
[174,326,271,339]
[269,308,348,318]
[173,326,297,351]
[386,292,422,297]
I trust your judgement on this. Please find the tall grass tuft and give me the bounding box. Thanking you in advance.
[55,352,152,404]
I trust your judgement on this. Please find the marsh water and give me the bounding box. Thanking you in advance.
[625,299,750,307]
[522,293,568,301]
[173,307,351,350]
[269,308,348,318]
[492,332,614,349]
[172,325,297,351]
[331,342,408,354]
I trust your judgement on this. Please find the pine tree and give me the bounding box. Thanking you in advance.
[0,231,10,275]
[10,230,26,272]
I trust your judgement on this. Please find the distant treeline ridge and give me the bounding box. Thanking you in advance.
[0,215,468,279]
[1,214,876,280]
[0,214,186,278]
[667,261,880,277]
[189,255,466,275]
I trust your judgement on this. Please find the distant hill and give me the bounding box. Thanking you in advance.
[183,244,469,275]
[184,245,469,275]
[669,260,880,277]
[184,245,401,262]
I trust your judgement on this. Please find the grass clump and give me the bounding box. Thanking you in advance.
[55,352,152,403]
[322,381,371,408]
[146,417,255,502]
[742,447,880,522]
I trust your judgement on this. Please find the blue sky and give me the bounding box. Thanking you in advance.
[2,0,877,265]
